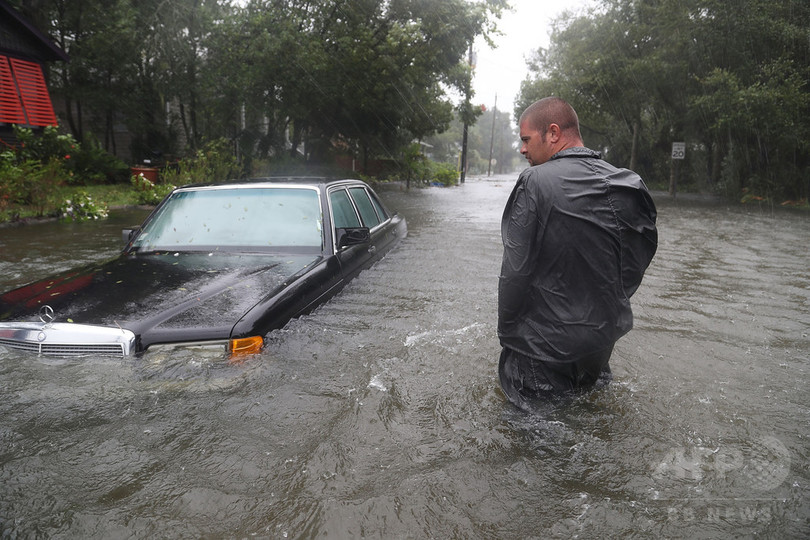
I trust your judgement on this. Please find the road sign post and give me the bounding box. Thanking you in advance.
[669,142,685,197]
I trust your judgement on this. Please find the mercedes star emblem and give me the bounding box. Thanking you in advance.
[39,305,55,324]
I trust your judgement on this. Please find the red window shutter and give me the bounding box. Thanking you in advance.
[9,57,58,127]
[0,55,27,125]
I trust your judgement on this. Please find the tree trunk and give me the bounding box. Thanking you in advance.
[63,96,79,141]
[669,158,678,197]
[711,138,721,186]
[75,100,84,142]
[289,121,302,159]
[362,143,370,176]
[629,119,639,171]
[179,102,191,151]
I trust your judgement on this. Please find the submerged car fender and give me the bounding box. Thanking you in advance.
[230,255,343,339]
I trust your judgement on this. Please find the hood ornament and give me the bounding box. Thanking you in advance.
[39,305,55,324]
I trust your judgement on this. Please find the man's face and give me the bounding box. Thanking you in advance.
[519,120,553,166]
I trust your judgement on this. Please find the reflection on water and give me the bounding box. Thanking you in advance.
[1,181,808,538]
[0,208,153,292]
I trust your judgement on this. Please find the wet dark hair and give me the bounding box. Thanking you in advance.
[519,97,582,140]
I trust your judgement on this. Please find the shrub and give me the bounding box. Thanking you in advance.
[13,125,76,164]
[70,141,131,184]
[0,154,70,216]
[59,191,109,221]
[399,143,429,185]
[131,173,175,205]
[161,138,241,186]
[0,127,130,221]
[431,162,459,186]
[10,125,130,185]
[0,152,29,206]
[28,157,68,215]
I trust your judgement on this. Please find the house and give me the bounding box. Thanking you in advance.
[0,0,68,147]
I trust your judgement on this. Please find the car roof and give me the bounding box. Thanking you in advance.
[177,177,367,191]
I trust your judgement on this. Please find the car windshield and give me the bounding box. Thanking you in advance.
[132,187,323,252]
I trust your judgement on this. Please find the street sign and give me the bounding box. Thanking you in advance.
[672,142,686,160]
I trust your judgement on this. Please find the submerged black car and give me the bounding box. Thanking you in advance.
[0,178,406,359]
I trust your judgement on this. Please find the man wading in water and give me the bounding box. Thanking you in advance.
[498,97,658,409]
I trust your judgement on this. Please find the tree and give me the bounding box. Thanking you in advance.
[688,0,810,199]
[15,0,142,154]
[425,105,520,175]
[517,0,810,201]
[16,0,505,174]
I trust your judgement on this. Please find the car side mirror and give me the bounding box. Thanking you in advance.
[122,227,140,245]
[336,227,370,248]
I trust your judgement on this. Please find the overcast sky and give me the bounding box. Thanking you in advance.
[471,0,593,120]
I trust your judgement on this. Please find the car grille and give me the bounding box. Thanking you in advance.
[0,339,127,357]
[41,343,127,357]
[0,338,40,353]
[0,323,135,358]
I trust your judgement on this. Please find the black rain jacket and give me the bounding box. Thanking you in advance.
[498,147,658,363]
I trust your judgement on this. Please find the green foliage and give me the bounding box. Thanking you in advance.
[517,0,810,202]
[28,158,67,215]
[400,143,429,185]
[0,125,136,220]
[7,126,129,184]
[0,125,135,220]
[432,162,460,187]
[59,192,109,221]
[425,107,520,175]
[0,182,140,224]
[69,139,132,184]
[20,0,504,173]
[11,125,76,164]
[0,157,38,208]
[130,137,240,206]
[389,143,459,186]
[0,149,70,216]
[160,139,241,186]
[131,174,175,205]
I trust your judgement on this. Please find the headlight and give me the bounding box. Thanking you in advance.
[145,336,264,363]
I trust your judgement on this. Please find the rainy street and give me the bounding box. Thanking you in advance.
[1,176,809,538]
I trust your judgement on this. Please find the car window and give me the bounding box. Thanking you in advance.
[133,187,323,251]
[368,190,389,221]
[348,187,381,228]
[329,189,361,228]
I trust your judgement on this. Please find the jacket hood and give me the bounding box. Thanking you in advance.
[550,147,602,161]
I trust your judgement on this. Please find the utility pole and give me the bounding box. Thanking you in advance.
[487,94,497,176]
[459,43,473,184]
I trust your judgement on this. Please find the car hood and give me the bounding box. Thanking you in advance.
[0,251,321,338]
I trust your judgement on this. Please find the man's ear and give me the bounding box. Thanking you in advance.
[547,123,562,143]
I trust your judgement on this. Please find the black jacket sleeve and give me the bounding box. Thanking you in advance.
[498,175,540,332]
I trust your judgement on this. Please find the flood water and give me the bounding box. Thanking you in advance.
[1,177,808,538]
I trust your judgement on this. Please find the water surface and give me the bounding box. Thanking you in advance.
[1,178,808,538]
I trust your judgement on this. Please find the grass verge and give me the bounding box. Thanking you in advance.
[0,184,144,224]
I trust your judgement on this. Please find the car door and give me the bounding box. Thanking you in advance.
[347,186,390,256]
[348,186,401,256]
[329,187,370,281]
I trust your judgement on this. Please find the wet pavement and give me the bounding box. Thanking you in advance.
[1,176,808,538]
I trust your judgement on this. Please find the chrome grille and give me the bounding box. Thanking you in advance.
[0,338,40,353]
[0,323,135,357]
[41,343,126,357]
[0,339,125,357]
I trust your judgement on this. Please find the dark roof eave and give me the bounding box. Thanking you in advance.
[0,0,69,63]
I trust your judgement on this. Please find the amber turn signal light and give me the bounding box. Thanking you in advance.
[229,335,264,360]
